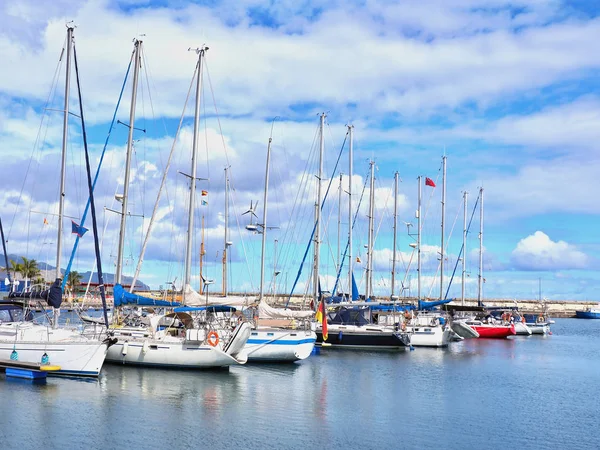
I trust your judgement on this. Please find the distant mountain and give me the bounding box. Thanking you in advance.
[0,253,149,290]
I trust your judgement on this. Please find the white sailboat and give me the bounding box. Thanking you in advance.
[104,43,250,368]
[402,162,452,348]
[237,119,317,362]
[1,26,113,377]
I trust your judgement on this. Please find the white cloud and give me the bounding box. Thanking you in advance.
[511,231,590,270]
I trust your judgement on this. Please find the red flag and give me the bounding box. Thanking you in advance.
[201,190,208,196]
[425,177,436,187]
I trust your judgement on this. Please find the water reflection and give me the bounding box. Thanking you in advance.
[2,319,599,449]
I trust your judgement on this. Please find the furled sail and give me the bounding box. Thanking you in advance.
[182,284,255,307]
[113,283,180,307]
[257,301,314,320]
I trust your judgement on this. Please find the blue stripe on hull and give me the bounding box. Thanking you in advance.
[315,332,408,348]
[246,338,316,345]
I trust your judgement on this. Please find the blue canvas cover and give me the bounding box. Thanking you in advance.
[113,284,180,307]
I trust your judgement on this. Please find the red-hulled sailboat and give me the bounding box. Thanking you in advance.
[464,319,516,339]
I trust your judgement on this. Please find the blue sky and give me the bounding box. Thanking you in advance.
[1,0,599,301]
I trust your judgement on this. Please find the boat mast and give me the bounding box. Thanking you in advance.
[347,125,353,299]
[0,217,11,285]
[313,113,325,304]
[56,25,74,281]
[115,38,142,286]
[366,160,375,299]
[200,214,205,292]
[461,191,468,306]
[337,172,342,275]
[477,187,484,306]
[222,166,229,296]
[417,176,422,301]
[184,46,207,297]
[391,171,399,299]
[259,124,275,302]
[440,156,446,300]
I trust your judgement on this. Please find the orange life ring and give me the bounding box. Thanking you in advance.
[207,331,219,347]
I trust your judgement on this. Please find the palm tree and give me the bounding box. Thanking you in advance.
[20,257,41,280]
[66,271,83,300]
[10,259,23,278]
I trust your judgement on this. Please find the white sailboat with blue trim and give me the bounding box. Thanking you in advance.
[237,119,316,362]
[103,42,250,368]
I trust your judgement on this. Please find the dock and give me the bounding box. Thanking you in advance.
[0,359,61,380]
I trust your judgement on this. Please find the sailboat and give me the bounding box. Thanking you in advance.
[1,26,112,377]
[397,163,453,347]
[236,119,317,362]
[103,42,251,368]
[461,188,515,339]
[315,128,411,350]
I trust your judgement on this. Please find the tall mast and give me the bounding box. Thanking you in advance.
[440,156,446,300]
[273,239,279,294]
[366,161,375,299]
[391,171,399,298]
[313,113,325,304]
[259,132,274,302]
[200,215,205,292]
[222,166,229,296]
[461,191,468,306]
[56,26,74,280]
[337,172,342,275]
[184,46,207,293]
[417,176,422,301]
[347,125,353,298]
[477,187,484,306]
[115,38,142,285]
[0,217,11,285]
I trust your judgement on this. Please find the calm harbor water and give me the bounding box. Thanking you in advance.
[1,318,599,450]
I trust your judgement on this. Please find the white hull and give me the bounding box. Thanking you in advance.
[406,325,452,347]
[105,322,252,368]
[451,320,480,339]
[239,328,316,362]
[514,322,532,335]
[0,322,108,377]
[106,340,245,368]
[527,323,550,335]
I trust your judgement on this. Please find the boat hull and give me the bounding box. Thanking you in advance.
[526,323,550,334]
[0,341,108,377]
[315,325,410,350]
[240,328,317,362]
[514,322,532,335]
[406,325,452,347]
[575,310,600,319]
[451,321,480,339]
[468,324,516,339]
[106,340,244,368]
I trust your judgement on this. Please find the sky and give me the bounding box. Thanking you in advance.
[1,0,599,301]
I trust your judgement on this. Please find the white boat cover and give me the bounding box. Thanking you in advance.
[257,301,314,320]
[183,284,256,307]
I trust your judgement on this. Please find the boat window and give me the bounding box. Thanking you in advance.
[0,305,29,322]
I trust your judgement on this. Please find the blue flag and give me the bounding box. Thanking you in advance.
[71,220,88,238]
